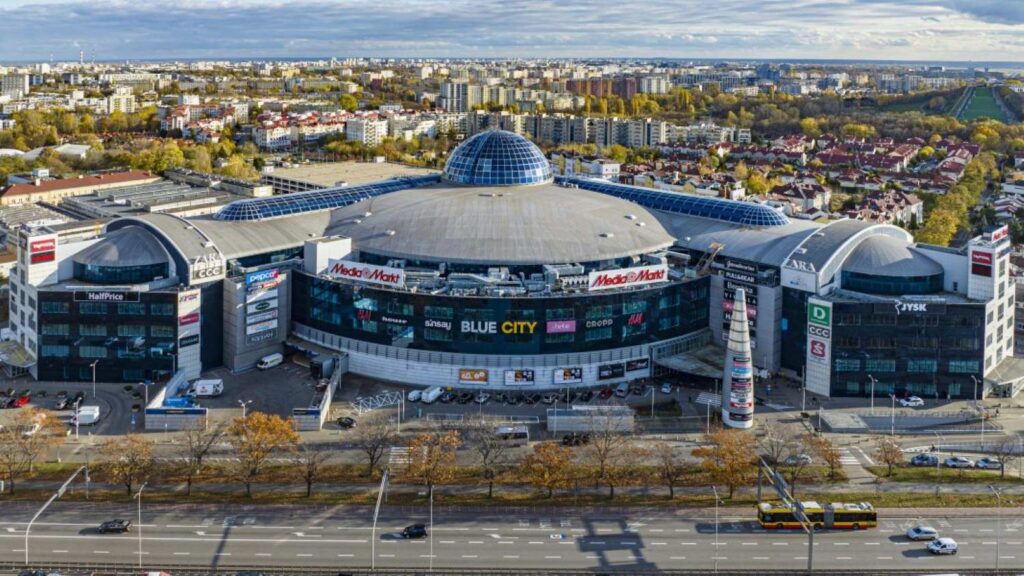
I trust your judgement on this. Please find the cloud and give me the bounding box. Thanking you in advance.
[0,0,1021,62]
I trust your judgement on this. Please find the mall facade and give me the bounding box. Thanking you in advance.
[7,130,1020,397]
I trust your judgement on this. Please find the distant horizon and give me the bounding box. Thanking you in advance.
[1,0,1023,63]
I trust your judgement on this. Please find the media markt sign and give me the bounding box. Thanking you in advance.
[808,301,831,327]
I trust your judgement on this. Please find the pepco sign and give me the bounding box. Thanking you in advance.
[327,259,405,288]
[587,264,668,292]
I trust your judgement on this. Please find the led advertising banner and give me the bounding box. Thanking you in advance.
[503,369,536,386]
[598,363,625,380]
[553,367,583,385]
[458,369,488,385]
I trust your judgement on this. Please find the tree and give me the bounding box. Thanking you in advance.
[692,429,756,498]
[338,94,358,112]
[465,417,513,498]
[782,434,817,496]
[992,436,1020,479]
[523,441,573,497]
[405,428,461,493]
[292,442,333,497]
[651,442,688,498]
[758,421,797,466]
[177,422,226,496]
[351,412,396,477]
[873,436,903,477]
[807,435,843,480]
[100,434,154,495]
[0,408,65,493]
[581,413,636,499]
[227,412,299,497]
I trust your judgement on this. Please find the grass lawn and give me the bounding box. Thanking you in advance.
[960,87,1009,122]
[865,464,1021,484]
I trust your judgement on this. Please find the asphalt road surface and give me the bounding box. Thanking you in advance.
[0,503,1020,572]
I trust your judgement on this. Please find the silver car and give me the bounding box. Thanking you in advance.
[944,456,974,468]
[975,457,1002,470]
[906,525,938,541]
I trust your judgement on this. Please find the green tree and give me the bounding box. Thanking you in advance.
[339,93,358,112]
[800,117,822,138]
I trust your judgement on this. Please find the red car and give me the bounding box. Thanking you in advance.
[11,395,30,408]
[598,387,614,400]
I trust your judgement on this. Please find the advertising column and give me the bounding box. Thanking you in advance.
[245,268,281,345]
[177,289,202,380]
[805,298,833,397]
[721,288,755,429]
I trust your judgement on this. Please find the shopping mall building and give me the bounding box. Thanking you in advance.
[7,130,1021,397]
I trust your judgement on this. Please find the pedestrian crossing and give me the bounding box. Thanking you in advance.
[388,446,411,467]
[695,392,721,408]
[839,449,859,466]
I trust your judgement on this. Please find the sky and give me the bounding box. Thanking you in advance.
[0,0,1023,63]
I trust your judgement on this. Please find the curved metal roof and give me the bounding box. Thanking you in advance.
[72,225,171,268]
[324,182,676,265]
[443,130,552,186]
[842,235,943,277]
[563,177,789,227]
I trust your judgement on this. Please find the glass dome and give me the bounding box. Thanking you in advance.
[443,130,552,186]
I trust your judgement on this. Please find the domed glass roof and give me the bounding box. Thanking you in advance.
[443,130,552,186]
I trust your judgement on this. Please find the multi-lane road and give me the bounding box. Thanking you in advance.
[0,502,1020,573]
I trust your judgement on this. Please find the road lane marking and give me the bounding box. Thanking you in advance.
[837,556,852,560]
[794,556,808,560]
[772,542,789,546]
[255,553,272,557]
[675,529,690,532]
[670,556,686,560]
[213,552,230,556]
[649,529,664,532]
[468,541,484,544]
[93,551,108,554]
[741,542,757,546]
[52,550,67,553]
[336,554,353,557]
[591,541,606,545]
[172,552,189,556]
[528,541,544,545]
[651,542,667,546]
[876,556,892,560]
[1000,556,1016,559]
[296,553,313,557]
[462,555,478,558]
[833,542,849,546]
[379,554,395,558]
[544,555,562,559]
[864,542,880,546]
[711,556,727,560]
[503,555,519,559]
[440,540,455,544]
[419,555,436,558]
[499,541,514,544]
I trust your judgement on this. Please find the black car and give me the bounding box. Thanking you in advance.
[72,391,85,403]
[337,417,356,429]
[561,432,591,446]
[439,392,455,403]
[578,390,594,402]
[55,398,75,411]
[494,393,508,404]
[506,394,522,406]
[55,390,68,399]
[98,519,132,533]
[456,392,474,404]
[402,523,427,539]
[631,385,645,396]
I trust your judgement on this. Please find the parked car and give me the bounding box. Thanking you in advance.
[439,392,455,404]
[975,457,1003,470]
[784,454,813,466]
[506,394,522,406]
[474,392,491,404]
[630,384,645,396]
[542,393,559,405]
[337,417,356,429]
[660,383,673,394]
[944,456,974,468]
[406,390,422,402]
[456,392,474,404]
[11,395,30,408]
[71,391,85,403]
[899,396,925,407]
[522,393,539,405]
[598,387,614,400]
[55,390,68,399]
[578,390,594,402]
[55,397,75,411]
[402,524,427,539]
[910,453,939,467]
[906,525,939,540]
[98,519,132,533]
[561,432,591,446]
[927,537,958,555]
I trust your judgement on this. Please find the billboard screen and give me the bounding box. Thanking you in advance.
[503,369,536,386]
[458,369,488,385]
[553,367,583,385]
[598,363,625,380]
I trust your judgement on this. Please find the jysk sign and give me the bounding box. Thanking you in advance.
[588,264,668,292]
[74,291,139,302]
[808,302,831,327]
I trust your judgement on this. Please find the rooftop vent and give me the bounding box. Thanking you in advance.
[625,214,637,220]
[600,232,615,238]
[385,230,396,236]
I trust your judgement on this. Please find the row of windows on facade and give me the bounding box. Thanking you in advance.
[833,336,982,350]
[340,296,688,320]
[833,358,980,374]
[40,323,176,338]
[834,313,982,327]
[40,344,174,359]
[41,302,176,315]
[43,366,159,381]
[837,380,968,397]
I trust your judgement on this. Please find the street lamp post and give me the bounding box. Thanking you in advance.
[868,374,877,415]
[932,431,942,496]
[649,385,656,418]
[74,398,81,440]
[24,466,87,565]
[135,482,147,569]
[712,485,720,574]
[90,360,99,398]
[989,485,1002,574]
[429,484,435,573]
[370,471,389,570]
[238,399,252,419]
[890,394,896,437]
[801,371,807,413]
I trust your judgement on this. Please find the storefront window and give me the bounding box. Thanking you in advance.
[622,300,647,314]
[41,302,69,314]
[425,306,453,319]
[585,327,613,342]
[117,325,146,338]
[907,359,937,373]
[424,328,452,342]
[585,305,614,319]
[834,358,861,372]
[41,324,69,336]
[117,303,146,315]
[545,307,574,321]
[74,262,169,285]
[150,303,175,316]
[79,345,107,359]
[865,359,896,372]
[79,302,107,315]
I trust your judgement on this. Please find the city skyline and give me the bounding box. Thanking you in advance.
[0,0,1023,62]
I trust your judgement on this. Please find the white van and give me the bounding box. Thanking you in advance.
[192,379,224,398]
[257,352,283,370]
[614,382,630,398]
[71,405,101,426]
[421,386,443,404]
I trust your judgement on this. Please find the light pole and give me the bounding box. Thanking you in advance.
[370,470,389,570]
[649,385,656,418]
[429,484,434,573]
[74,398,81,440]
[238,399,252,419]
[801,371,807,413]
[867,374,877,415]
[932,431,942,496]
[890,394,896,437]
[25,466,88,565]
[135,482,147,569]
[989,484,1001,574]
[712,485,720,574]
[90,360,99,398]
[972,374,980,405]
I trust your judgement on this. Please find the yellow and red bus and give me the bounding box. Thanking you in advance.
[757,501,876,530]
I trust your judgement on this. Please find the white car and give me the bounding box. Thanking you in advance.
[660,383,673,394]
[927,537,958,555]
[899,396,925,407]
[474,392,491,404]
[944,456,974,468]
[784,454,813,466]
[906,525,939,541]
[975,457,1002,470]
[406,390,422,402]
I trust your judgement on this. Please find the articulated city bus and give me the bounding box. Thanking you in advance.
[757,501,877,530]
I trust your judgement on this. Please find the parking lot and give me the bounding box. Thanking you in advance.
[0,378,142,436]
[194,359,319,424]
